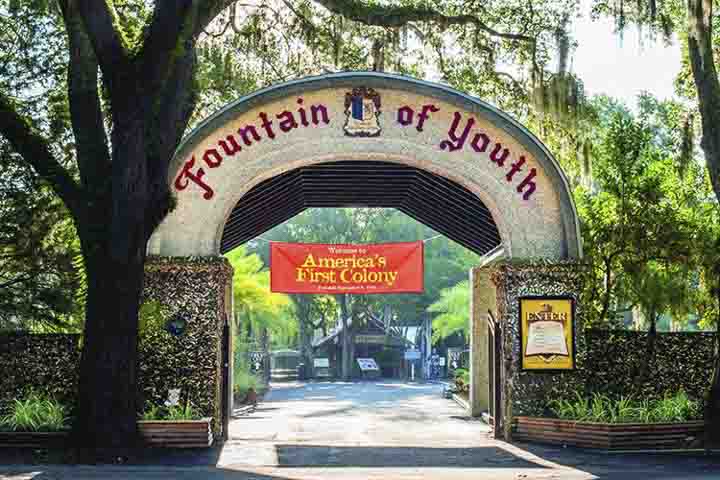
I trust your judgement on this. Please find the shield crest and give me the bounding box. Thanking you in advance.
[344,87,381,137]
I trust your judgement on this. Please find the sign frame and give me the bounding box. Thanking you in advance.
[518,295,576,372]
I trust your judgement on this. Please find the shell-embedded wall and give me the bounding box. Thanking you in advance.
[140,256,232,435]
[491,260,587,434]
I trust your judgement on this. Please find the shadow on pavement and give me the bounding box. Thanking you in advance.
[299,406,355,418]
[509,439,720,478]
[0,467,299,479]
[274,445,546,468]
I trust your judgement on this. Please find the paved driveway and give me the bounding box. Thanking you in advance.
[229,380,488,445]
[1,380,719,479]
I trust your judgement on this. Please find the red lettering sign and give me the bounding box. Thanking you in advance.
[270,242,424,294]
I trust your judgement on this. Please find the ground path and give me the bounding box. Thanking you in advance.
[1,380,718,479]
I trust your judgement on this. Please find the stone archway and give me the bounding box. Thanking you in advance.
[148,72,580,259]
[143,72,584,441]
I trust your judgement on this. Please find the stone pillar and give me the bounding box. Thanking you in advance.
[469,267,494,416]
[141,256,233,439]
[490,261,585,440]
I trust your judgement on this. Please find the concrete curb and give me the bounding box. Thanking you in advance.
[231,404,256,418]
[452,393,471,412]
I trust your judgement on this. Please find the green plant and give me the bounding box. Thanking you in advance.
[140,402,201,421]
[552,392,591,420]
[141,404,162,421]
[165,403,200,421]
[453,368,470,394]
[550,391,702,424]
[650,391,701,422]
[233,368,263,398]
[0,392,69,432]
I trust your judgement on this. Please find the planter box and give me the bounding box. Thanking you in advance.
[0,431,70,448]
[513,417,704,450]
[138,418,213,448]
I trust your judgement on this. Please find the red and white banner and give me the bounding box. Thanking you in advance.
[270,242,424,294]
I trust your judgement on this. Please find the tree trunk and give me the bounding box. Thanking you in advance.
[299,315,314,379]
[688,0,720,203]
[294,296,315,379]
[348,330,356,379]
[73,231,146,456]
[261,327,270,385]
[706,292,720,447]
[634,312,657,389]
[339,294,352,380]
[687,0,720,446]
[73,110,154,456]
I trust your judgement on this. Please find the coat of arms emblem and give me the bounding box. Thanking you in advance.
[344,87,381,137]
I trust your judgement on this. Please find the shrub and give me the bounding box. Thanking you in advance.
[0,392,69,432]
[140,402,202,421]
[550,391,701,423]
[453,368,470,394]
[233,369,263,399]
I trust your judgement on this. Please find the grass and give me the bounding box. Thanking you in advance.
[550,391,702,424]
[0,392,69,432]
[140,402,202,421]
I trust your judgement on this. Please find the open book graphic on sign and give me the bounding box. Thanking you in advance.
[525,304,569,357]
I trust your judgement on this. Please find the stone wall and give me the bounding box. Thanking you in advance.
[0,333,81,415]
[3,257,714,442]
[491,260,587,435]
[584,330,715,403]
[490,260,717,434]
[141,256,233,435]
[0,256,233,439]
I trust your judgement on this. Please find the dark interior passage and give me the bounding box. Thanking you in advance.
[220,161,502,255]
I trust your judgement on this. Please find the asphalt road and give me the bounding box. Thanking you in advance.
[1,380,719,479]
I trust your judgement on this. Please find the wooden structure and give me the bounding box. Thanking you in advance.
[0,431,69,448]
[313,310,413,378]
[0,419,214,449]
[513,417,704,450]
[138,418,213,448]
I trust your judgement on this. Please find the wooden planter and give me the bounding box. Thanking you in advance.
[513,417,705,450]
[137,418,213,448]
[0,431,70,448]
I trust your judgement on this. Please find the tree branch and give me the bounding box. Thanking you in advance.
[136,0,233,109]
[76,0,130,91]
[136,1,199,96]
[144,47,198,235]
[59,0,111,191]
[687,0,720,202]
[310,0,535,43]
[0,93,84,217]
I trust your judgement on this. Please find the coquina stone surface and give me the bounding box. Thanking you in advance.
[141,256,233,436]
[0,258,233,438]
[490,260,586,439]
[148,72,581,261]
